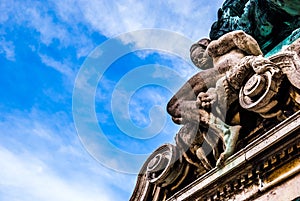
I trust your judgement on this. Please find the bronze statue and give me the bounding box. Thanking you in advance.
[210,0,300,54]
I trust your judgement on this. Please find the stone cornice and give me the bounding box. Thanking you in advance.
[168,111,300,201]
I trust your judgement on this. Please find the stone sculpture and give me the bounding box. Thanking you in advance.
[168,30,263,169]
[130,1,300,200]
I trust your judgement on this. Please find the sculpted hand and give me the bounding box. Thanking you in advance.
[197,89,217,109]
[173,100,210,126]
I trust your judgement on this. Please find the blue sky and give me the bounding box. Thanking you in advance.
[0,1,223,200]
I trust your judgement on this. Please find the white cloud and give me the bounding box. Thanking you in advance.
[96,76,116,101]
[0,0,224,77]
[0,38,15,61]
[0,1,227,200]
[0,1,95,59]
[128,87,169,127]
[111,87,132,119]
[25,7,69,46]
[0,1,13,23]
[118,29,193,61]
[152,54,197,80]
[43,88,68,104]
[0,146,112,201]
[76,0,223,40]
[0,109,135,201]
[39,54,75,79]
[69,0,224,65]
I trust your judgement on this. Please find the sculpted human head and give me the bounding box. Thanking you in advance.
[190,38,213,70]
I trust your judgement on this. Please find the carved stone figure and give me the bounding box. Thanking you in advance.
[130,1,300,200]
[194,38,300,166]
[131,36,300,201]
[168,30,263,168]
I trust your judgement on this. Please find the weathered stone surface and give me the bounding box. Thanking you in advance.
[168,30,263,170]
[130,1,300,200]
[167,111,300,201]
[130,32,300,201]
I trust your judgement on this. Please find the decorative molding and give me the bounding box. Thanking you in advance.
[167,111,300,201]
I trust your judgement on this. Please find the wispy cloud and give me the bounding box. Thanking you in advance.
[0,108,134,201]
[0,38,15,61]
[25,7,69,46]
[0,146,112,201]
[0,0,226,200]
[0,1,95,58]
[39,54,75,79]
[128,86,170,127]
[151,53,197,80]
[75,0,223,40]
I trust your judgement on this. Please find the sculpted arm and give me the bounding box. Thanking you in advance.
[208,30,262,59]
[167,68,220,124]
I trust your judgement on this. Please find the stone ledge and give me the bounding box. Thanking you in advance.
[167,111,300,201]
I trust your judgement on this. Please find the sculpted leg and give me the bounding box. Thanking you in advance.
[196,147,213,170]
[208,114,242,167]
